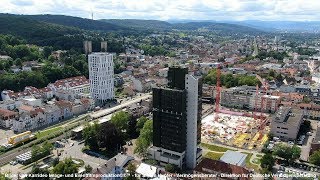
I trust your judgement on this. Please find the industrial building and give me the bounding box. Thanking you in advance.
[270,107,304,141]
[148,67,202,169]
[88,52,114,104]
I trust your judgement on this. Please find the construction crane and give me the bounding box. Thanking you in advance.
[255,74,269,131]
[253,84,259,120]
[214,64,221,121]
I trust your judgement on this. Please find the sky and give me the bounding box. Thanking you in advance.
[1,0,320,21]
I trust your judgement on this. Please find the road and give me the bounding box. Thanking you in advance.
[300,120,318,161]
[89,94,152,119]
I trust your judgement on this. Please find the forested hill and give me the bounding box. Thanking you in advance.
[100,19,173,30]
[0,13,262,34]
[25,14,125,31]
[172,22,264,35]
[101,19,264,34]
[0,14,85,49]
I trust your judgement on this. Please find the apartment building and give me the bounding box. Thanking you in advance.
[88,52,114,104]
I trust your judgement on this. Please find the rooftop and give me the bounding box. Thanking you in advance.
[219,150,247,167]
[273,107,303,125]
[194,158,250,177]
[136,163,157,178]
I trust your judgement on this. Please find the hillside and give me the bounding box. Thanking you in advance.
[102,19,263,34]
[100,19,172,30]
[25,14,125,31]
[0,13,263,35]
[0,14,84,49]
[172,22,264,34]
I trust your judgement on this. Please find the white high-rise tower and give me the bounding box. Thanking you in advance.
[88,52,114,104]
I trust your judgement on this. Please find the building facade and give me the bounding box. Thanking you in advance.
[88,52,114,104]
[270,107,304,141]
[148,67,202,169]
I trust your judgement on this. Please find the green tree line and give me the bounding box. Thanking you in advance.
[204,69,260,87]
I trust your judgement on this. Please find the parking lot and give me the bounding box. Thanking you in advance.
[275,163,320,178]
[53,138,110,170]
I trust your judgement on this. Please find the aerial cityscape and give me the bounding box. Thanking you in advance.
[1,0,320,179]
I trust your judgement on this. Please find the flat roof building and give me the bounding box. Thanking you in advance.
[270,107,304,141]
[219,150,247,167]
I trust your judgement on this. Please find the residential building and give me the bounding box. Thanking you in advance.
[221,86,280,113]
[101,41,108,52]
[0,108,17,128]
[13,107,46,133]
[148,67,202,169]
[55,100,73,120]
[88,52,114,104]
[83,40,92,55]
[310,127,320,155]
[85,154,133,180]
[193,158,250,180]
[48,76,89,101]
[43,104,60,124]
[270,107,304,141]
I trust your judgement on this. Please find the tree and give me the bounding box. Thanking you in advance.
[0,173,10,180]
[97,122,123,152]
[125,163,137,180]
[268,70,275,78]
[43,46,53,58]
[31,142,53,162]
[82,122,100,151]
[48,55,56,63]
[14,58,22,67]
[52,157,78,179]
[110,111,130,134]
[165,164,180,173]
[309,150,320,166]
[26,164,49,180]
[273,144,301,163]
[260,153,275,172]
[136,116,149,133]
[134,120,153,157]
[85,164,93,173]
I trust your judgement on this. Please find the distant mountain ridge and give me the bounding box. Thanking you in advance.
[0,13,263,34]
[25,14,125,31]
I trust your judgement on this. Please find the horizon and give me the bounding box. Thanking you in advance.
[4,13,320,23]
[2,0,320,21]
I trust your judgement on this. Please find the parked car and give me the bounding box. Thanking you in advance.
[288,141,294,145]
[10,161,18,165]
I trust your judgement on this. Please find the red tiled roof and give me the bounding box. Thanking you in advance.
[0,108,17,117]
[194,158,250,180]
[19,105,34,112]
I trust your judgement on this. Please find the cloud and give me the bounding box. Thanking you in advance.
[11,0,34,6]
[3,0,320,21]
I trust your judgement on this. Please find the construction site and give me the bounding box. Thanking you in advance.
[201,65,272,150]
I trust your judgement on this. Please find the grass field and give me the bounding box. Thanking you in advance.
[201,143,233,152]
[241,152,260,172]
[204,152,224,160]
[36,127,63,139]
